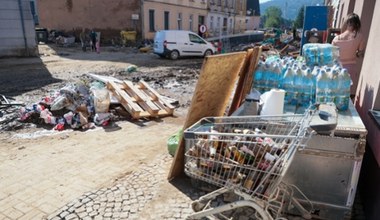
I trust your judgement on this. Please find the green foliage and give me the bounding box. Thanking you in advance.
[294,6,305,28]
[265,6,282,20]
[265,17,280,28]
[263,6,283,28]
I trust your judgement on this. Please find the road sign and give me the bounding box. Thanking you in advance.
[199,25,207,34]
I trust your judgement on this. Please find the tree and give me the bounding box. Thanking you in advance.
[294,6,305,28]
[264,6,283,28]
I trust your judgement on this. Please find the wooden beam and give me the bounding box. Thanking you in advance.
[228,46,262,115]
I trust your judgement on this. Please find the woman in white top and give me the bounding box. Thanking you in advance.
[332,13,365,97]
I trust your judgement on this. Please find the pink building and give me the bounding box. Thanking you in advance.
[328,0,380,219]
[37,0,142,42]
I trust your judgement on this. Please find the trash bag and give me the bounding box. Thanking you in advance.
[167,129,183,157]
[126,65,137,73]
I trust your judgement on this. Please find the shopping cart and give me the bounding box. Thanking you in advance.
[184,110,315,220]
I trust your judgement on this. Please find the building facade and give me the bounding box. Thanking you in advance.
[246,0,260,31]
[0,0,37,57]
[37,0,141,42]
[36,0,257,42]
[142,0,208,39]
[207,0,235,37]
[233,0,247,34]
[327,0,380,219]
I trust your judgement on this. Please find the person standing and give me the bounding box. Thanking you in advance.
[79,28,87,52]
[90,29,97,52]
[332,13,365,98]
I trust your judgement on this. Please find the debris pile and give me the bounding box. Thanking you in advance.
[18,81,113,131]
[11,74,176,132]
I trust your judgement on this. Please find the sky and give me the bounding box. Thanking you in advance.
[259,0,272,3]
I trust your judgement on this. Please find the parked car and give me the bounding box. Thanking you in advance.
[153,30,217,60]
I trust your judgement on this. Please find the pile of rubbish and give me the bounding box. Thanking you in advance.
[18,80,115,131]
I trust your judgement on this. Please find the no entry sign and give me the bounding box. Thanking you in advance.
[199,25,207,34]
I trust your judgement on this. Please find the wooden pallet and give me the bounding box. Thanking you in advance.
[107,80,175,119]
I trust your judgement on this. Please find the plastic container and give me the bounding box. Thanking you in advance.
[92,88,110,113]
[243,89,261,115]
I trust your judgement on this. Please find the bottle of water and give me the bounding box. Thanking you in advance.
[292,66,303,105]
[302,68,314,107]
[335,68,352,111]
[272,63,282,89]
[281,67,295,104]
[330,69,339,103]
[316,69,329,103]
[261,62,272,93]
[253,61,264,93]
[311,67,320,103]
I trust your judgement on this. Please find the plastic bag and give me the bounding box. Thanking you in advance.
[167,129,183,157]
[92,88,110,113]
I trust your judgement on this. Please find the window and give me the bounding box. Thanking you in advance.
[229,18,233,33]
[189,34,206,44]
[223,17,227,32]
[210,16,214,30]
[217,17,221,29]
[164,11,169,30]
[189,14,193,31]
[178,13,182,30]
[198,15,205,25]
[217,0,221,6]
[149,10,155,32]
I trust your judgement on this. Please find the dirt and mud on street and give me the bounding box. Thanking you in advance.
[0,44,209,219]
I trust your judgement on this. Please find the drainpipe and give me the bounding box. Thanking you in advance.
[17,0,29,56]
[140,0,145,40]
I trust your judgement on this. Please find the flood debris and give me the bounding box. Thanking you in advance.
[3,75,177,132]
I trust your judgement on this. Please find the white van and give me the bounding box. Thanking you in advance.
[153,30,217,60]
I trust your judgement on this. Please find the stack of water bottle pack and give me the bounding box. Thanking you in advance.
[253,56,352,111]
[302,43,340,67]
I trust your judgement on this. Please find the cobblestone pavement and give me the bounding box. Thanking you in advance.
[45,152,366,220]
[46,154,198,220]
[45,153,254,220]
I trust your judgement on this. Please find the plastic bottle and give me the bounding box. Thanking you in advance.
[302,68,314,107]
[262,62,272,92]
[253,61,264,93]
[281,67,295,104]
[335,68,352,111]
[291,66,303,105]
[272,63,282,89]
[329,69,339,103]
[316,69,328,103]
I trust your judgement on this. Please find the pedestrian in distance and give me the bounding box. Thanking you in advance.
[332,13,365,98]
[79,28,87,52]
[90,29,97,52]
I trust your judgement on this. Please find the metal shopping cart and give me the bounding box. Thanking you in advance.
[184,110,315,220]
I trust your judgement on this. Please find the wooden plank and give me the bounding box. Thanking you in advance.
[168,52,247,180]
[107,81,144,118]
[123,80,160,115]
[138,81,175,114]
[228,46,262,115]
[108,80,173,119]
[88,73,122,84]
[241,46,262,103]
[227,48,254,115]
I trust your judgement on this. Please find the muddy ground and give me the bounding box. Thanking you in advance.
[0,44,208,217]
[0,44,203,132]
